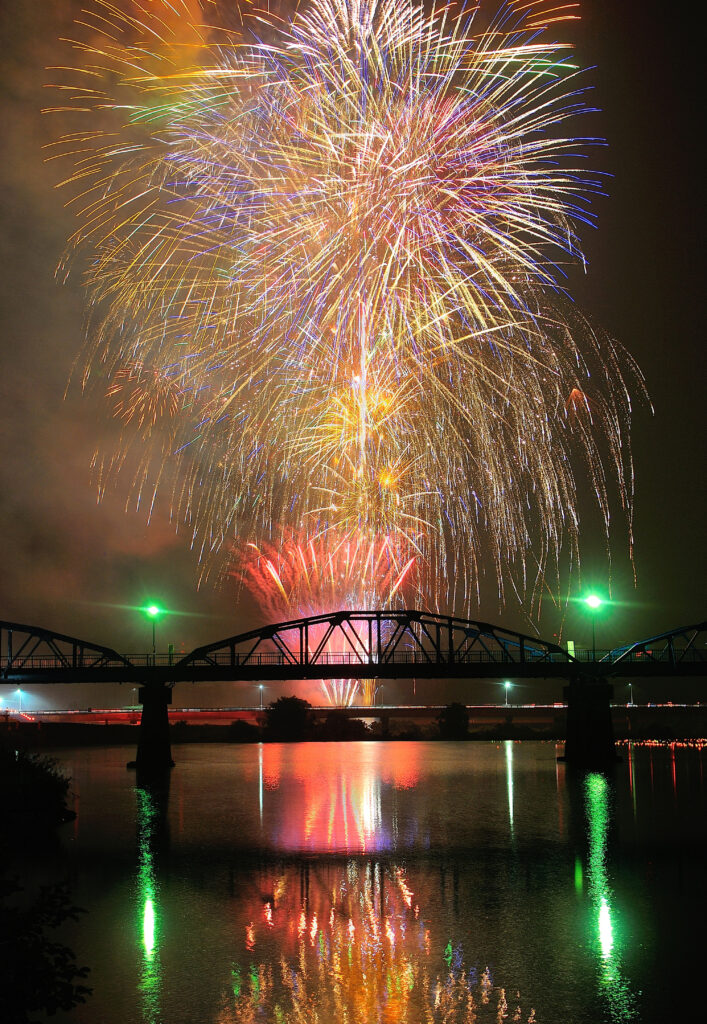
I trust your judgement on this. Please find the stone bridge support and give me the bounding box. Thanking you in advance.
[377,711,391,738]
[130,683,174,781]
[562,677,617,769]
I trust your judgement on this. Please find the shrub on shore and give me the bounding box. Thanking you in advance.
[0,743,73,834]
[0,740,92,1023]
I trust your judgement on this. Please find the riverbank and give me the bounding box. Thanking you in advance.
[3,703,706,747]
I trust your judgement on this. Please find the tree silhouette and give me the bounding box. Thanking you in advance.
[264,696,313,741]
[437,702,470,740]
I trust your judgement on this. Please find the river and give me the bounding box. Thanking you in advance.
[22,740,707,1023]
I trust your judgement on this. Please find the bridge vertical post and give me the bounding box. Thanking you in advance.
[131,683,174,780]
[561,676,617,769]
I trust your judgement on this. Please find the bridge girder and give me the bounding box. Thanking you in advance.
[0,613,704,684]
[177,609,575,675]
[605,621,707,672]
[0,620,131,679]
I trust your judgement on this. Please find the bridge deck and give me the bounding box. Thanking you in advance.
[2,653,704,684]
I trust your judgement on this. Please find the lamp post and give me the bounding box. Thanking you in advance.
[584,594,602,660]
[259,684,264,710]
[504,681,511,706]
[145,604,162,664]
[628,682,634,706]
[17,687,22,714]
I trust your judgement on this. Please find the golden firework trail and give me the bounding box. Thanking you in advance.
[46,0,646,608]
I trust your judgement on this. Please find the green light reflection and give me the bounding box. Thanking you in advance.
[598,897,613,959]
[137,789,163,1023]
[143,897,155,956]
[574,856,583,895]
[583,773,636,1022]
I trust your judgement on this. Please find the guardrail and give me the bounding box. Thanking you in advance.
[2,647,704,670]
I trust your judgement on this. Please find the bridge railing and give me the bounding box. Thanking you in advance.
[2,647,703,671]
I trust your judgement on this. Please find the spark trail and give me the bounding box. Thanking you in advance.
[47,0,646,610]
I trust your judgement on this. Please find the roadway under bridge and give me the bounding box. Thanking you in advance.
[2,611,705,776]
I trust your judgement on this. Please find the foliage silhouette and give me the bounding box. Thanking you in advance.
[437,702,470,739]
[0,879,91,1024]
[0,740,91,1022]
[318,711,370,741]
[1,743,73,836]
[264,696,313,741]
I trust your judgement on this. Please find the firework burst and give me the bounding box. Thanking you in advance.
[236,531,418,704]
[47,0,646,608]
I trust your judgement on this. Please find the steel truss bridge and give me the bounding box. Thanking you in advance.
[2,612,705,685]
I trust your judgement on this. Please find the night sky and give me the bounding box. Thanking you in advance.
[0,1,703,708]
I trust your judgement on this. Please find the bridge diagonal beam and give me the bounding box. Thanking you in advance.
[610,620,707,669]
[454,628,501,663]
[241,636,267,663]
[413,617,448,663]
[476,631,506,662]
[380,619,411,663]
[452,628,480,661]
[337,619,371,663]
[1,620,132,678]
[8,632,69,671]
[679,629,700,661]
[393,618,436,664]
[269,630,299,666]
[309,620,338,665]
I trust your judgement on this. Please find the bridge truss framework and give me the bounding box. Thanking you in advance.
[1,612,705,684]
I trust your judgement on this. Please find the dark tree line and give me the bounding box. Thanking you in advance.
[0,741,91,1023]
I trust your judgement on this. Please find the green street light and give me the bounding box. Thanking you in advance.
[584,594,602,660]
[145,604,162,663]
[504,680,511,706]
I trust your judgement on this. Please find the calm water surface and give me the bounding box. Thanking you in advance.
[27,741,706,1023]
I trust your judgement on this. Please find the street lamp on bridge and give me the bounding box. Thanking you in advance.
[144,604,163,664]
[584,594,603,661]
[504,680,511,706]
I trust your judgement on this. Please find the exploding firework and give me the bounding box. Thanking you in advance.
[47,0,646,608]
[237,531,418,704]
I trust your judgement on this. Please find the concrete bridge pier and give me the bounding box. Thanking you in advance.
[377,711,391,737]
[561,677,618,769]
[128,683,175,781]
